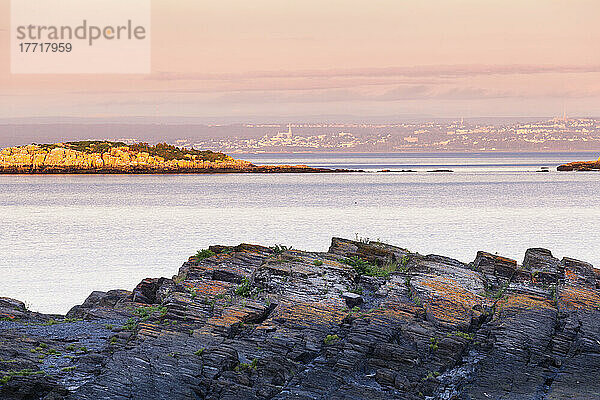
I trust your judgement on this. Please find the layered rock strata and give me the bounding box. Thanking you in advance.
[1,238,599,399]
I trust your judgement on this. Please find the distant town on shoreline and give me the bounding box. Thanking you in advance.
[1,116,600,153]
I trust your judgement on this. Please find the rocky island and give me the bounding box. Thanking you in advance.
[1,237,599,399]
[0,141,354,174]
[557,156,600,171]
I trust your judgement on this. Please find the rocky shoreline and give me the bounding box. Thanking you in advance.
[0,142,357,174]
[0,165,356,174]
[557,159,600,171]
[1,237,599,399]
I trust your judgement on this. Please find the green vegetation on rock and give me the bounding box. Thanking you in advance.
[323,334,340,345]
[133,305,168,321]
[194,249,215,261]
[270,244,292,254]
[429,337,439,351]
[235,358,258,372]
[35,141,229,162]
[342,256,396,278]
[194,348,205,356]
[235,278,252,298]
[0,369,45,385]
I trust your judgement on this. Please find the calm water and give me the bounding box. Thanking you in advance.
[1,152,599,314]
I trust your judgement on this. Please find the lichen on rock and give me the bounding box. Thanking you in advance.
[1,237,599,399]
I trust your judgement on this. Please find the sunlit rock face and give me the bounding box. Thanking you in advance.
[1,237,599,399]
[0,142,354,174]
[0,142,252,173]
[558,157,600,171]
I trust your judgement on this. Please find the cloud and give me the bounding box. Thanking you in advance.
[69,77,445,96]
[150,64,600,82]
[180,85,517,104]
[205,84,600,104]
[139,65,600,100]
[71,83,600,110]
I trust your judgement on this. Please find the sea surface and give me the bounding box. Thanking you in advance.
[1,152,599,314]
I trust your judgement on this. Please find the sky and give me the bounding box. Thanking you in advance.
[1,0,600,121]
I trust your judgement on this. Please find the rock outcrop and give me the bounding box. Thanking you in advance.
[557,156,600,171]
[1,237,599,399]
[0,142,354,174]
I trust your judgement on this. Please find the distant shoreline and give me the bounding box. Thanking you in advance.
[236,150,600,156]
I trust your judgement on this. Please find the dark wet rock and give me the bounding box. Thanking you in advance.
[524,248,563,285]
[1,237,599,399]
[523,248,558,270]
[473,251,534,290]
[328,237,410,265]
[562,257,598,288]
[0,297,29,320]
[66,290,133,319]
[341,292,363,308]
[473,251,518,277]
[132,277,175,304]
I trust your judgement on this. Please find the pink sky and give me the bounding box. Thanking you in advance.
[1,0,600,120]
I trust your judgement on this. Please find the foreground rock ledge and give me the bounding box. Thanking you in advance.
[1,238,599,400]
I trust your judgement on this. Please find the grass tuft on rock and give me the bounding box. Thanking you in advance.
[342,256,396,278]
[194,249,215,261]
[323,334,340,345]
[235,278,253,298]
